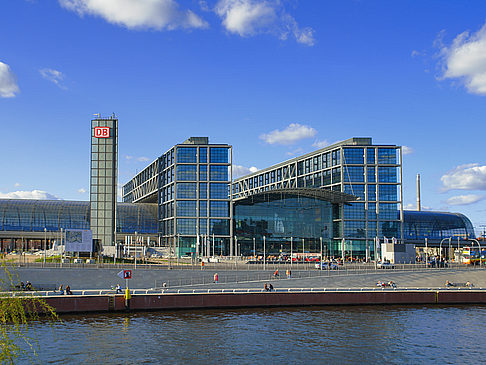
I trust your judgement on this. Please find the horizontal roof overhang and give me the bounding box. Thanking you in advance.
[234,188,357,205]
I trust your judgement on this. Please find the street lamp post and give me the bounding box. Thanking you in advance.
[43,228,47,265]
[290,237,293,267]
[263,236,266,271]
[320,237,323,264]
[135,231,138,269]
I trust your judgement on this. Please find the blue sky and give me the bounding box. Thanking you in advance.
[0,0,485,235]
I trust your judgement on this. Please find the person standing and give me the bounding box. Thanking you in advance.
[214,273,218,283]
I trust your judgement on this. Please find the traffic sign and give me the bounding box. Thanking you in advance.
[117,270,132,279]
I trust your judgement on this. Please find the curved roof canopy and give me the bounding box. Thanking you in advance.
[234,188,357,205]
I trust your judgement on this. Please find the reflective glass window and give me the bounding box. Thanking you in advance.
[199,147,207,163]
[343,184,365,200]
[378,185,398,201]
[210,165,228,181]
[209,219,230,235]
[176,201,197,217]
[210,201,229,217]
[199,165,207,181]
[177,218,197,235]
[378,167,397,183]
[176,165,197,181]
[343,203,366,220]
[177,147,197,163]
[209,147,228,163]
[176,183,197,199]
[377,148,397,164]
[210,183,228,199]
[199,183,207,199]
[367,185,376,201]
[199,201,207,217]
[367,167,376,182]
[343,148,364,164]
[367,148,375,164]
[344,166,364,182]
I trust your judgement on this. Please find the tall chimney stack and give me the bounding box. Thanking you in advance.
[417,173,421,211]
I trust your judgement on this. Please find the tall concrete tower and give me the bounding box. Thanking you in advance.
[417,173,421,212]
[90,114,118,250]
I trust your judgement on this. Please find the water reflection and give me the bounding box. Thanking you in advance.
[27,305,486,364]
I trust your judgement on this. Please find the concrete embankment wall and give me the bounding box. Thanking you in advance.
[42,290,486,314]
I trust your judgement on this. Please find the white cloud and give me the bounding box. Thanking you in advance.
[0,190,61,200]
[14,182,20,187]
[0,61,20,98]
[312,139,329,149]
[124,155,150,162]
[446,194,484,206]
[402,145,414,155]
[39,68,66,89]
[59,0,208,30]
[232,164,258,178]
[441,163,486,191]
[214,0,314,45]
[260,123,317,145]
[439,23,486,95]
[404,203,432,211]
[77,188,87,194]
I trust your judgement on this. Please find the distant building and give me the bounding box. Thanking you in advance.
[90,115,118,249]
[123,137,232,256]
[232,138,403,258]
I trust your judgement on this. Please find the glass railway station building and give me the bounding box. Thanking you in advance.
[0,136,477,257]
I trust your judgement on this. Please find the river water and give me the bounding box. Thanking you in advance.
[21,305,486,364]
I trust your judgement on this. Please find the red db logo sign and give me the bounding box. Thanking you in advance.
[94,127,110,138]
[123,270,132,279]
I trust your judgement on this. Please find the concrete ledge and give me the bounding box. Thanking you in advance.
[38,289,486,314]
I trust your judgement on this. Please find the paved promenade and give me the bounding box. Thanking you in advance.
[4,265,485,291]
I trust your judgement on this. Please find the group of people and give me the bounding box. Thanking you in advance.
[18,281,32,291]
[273,269,292,279]
[376,280,397,288]
[57,284,73,295]
[264,282,274,291]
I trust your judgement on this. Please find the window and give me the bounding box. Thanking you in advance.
[176,201,196,217]
[323,170,332,185]
[199,201,207,217]
[177,218,196,235]
[343,148,364,164]
[378,167,397,183]
[176,165,197,181]
[209,147,228,163]
[367,203,377,220]
[367,185,376,201]
[210,219,229,235]
[367,167,376,182]
[343,166,364,182]
[176,183,196,199]
[199,183,207,199]
[199,147,207,163]
[378,185,398,201]
[343,203,366,220]
[332,167,341,184]
[199,219,207,234]
[177,147,197,163]
[199,165,207,181]
[210,183,228,199]
[210,165,228,181]
[378,148,397,164]
[367,148,375,164]
[343,184,365,200]
[210,201,229,217]
[379,203,399,220]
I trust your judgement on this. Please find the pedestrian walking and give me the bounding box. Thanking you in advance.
[214,273,219,283]
[274,269,279,278]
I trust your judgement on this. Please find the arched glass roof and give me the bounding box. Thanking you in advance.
[404,210,475,243]
[0,199,157,234]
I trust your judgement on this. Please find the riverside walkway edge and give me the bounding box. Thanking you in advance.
[38,289,486,314]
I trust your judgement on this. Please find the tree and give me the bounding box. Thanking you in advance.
[0,262,59,364]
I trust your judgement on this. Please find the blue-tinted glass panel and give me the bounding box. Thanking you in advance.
[210,183,228,199]
[177,147,197,163]
[343,221,366,238]
[343,166,364,182]
[377,148,397,164]
[367,203,377,220]
[177,218,197,235]
[176,200,196,217]
[378,185,398,201]
[210,201,229,217]
[176,183,197,199]
[199,183,207,199]
[176,165,197,181]
[343,203,366,219]
[210,165,228,181]
[199,165,207,181]
[209,147,228,163]
[367,185,376,201]
[343,184,365,200]
[367,148,375,164]
[379,203,399,220]
[343,148,364,164]
[367,167,376,182]
[199,201,207,217]
[199,147,207,163]
[378,167,397,183]
[199,219,207,234]
[210,219,230,235]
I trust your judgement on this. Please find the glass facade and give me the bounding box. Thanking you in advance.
[234,193,334,256]
[0,200,157,234]
[232,137,403,258]
[90,117,117,247]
